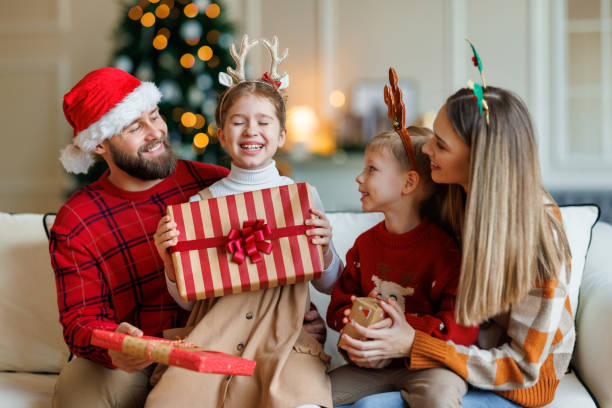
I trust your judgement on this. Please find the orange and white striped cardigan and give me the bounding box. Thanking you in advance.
[409,207,575,407]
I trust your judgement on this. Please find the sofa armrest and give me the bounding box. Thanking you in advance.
[573,221,612,408]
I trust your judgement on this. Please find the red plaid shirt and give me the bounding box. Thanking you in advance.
[50,160,228,367]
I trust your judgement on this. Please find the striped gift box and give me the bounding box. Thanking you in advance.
[167,182,324,301]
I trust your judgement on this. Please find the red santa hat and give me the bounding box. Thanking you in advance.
[60,67,162,174]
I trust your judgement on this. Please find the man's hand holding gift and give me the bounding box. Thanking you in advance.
[108,322,153,373]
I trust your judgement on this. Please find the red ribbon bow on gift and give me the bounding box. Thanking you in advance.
[225,219,273,264]
[261,72,281,90]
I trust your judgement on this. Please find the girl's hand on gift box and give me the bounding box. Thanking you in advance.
[339,298,415,366]
[108,322,153,373]
[305,208,333,268]
[154,215,179,282]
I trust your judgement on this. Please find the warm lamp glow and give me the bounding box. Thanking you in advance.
[329,90,345,108]
[286,106,319,144]
[418,110,436,129]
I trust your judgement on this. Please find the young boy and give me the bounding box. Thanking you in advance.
[326,128,479,408]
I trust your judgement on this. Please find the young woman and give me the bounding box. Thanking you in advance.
[337,86,573,408]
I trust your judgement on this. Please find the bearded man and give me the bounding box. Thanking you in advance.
[50,68,326,408]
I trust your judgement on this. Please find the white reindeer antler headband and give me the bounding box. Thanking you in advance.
[218,34,290,91]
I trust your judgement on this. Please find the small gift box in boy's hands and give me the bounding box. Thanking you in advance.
[338,297,386,348]
[167,182,324,301]
[91,329,256,376]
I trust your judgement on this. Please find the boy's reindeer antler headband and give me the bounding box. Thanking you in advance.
[466,39,490,124]
[383,68,418,171]
[218,34,290,91]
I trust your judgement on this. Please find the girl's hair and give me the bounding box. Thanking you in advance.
[443,86,571,326]
[366,129,445,223]
[215,81,286,129]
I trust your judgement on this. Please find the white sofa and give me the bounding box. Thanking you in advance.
[0,206,609,407]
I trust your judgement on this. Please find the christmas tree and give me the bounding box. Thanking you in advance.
[74,0,235,188]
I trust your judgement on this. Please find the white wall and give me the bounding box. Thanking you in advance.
[228,0,531,122]
[0,0,122,213]
[2,0,608,213]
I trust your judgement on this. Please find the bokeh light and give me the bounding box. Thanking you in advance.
[172,107,184,121]
[197,45,213,61]
[186,37,200,46]
[181,112,197,127]
[193,132,210,148]
[287,106,319,143]
[153,35,168,50]
[184,3,199,18]
[207,55,220,68]
[149,0,160,3]
[208,124,217,137]
[180,53,196,68]
[329,90,346,108]
[206,30,220,44]
[194,114,206,129]
[155,4,170,18]
[128,6,143,20]
[141,12,156,27]
[158,27,171,38]
[205,4,220,18]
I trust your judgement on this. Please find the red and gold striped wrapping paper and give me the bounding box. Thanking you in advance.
[167,182,324,301]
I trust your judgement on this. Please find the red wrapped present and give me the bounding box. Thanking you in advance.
[91,329,256,376]
[167,182,323,301]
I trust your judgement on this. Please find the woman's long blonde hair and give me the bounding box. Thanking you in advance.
[443,87,571,326]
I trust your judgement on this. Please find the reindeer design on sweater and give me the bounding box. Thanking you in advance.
[371,262,415,311]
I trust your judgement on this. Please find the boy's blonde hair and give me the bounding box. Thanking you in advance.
[366,128,443,221]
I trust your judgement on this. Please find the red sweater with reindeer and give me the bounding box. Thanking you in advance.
[327,218,478,347]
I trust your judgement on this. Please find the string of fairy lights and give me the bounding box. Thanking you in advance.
[116,0,232,156]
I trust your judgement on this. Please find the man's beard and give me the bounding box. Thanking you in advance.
[108,135,177,180]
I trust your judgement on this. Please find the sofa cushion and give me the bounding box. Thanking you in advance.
[0,372,57,408]
[316,207,599,370]
[559,205,600,316]
[571,221,612,408]
[313,212,383,369]
[0,213,69,373]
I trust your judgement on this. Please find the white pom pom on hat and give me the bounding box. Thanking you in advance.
[60,67,162,174]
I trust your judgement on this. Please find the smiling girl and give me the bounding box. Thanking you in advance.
[146,38,341,408]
